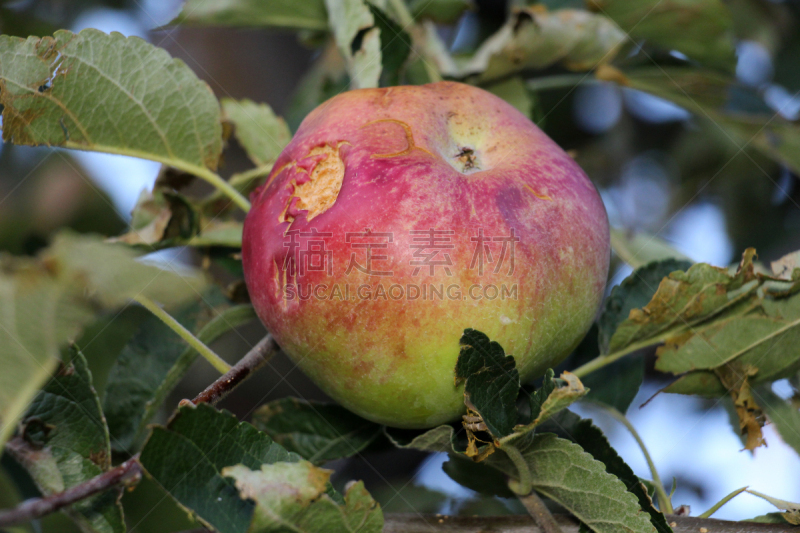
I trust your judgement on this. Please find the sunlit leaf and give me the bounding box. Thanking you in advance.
[325,0,382,89]
[0,232,204,446]
[222,99,291,168]
[0,29,222,174]
[223,461,383,533]
[460,8,624,82]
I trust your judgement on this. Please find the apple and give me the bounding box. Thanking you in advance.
[242,81,609,429]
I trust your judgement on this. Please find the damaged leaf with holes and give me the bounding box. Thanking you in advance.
[7,347,125,533]
[455,329,520,445]
[223,461,383,533]
[455,8,625,82]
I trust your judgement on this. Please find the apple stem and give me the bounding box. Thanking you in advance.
[502,443,533,496]
[133,295,232,375]
[590,402,674,514]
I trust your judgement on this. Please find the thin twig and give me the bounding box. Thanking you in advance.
[185,335,280,406]
[518,492,565,533]
[0,456,142,529]
[134,294,232,375]
[699,486,749,518]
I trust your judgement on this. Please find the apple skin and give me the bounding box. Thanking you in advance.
[242,81,609,429]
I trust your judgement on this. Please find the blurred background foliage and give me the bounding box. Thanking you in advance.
[1,0,800,530]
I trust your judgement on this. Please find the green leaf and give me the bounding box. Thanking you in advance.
[745,489,800,525]
[169,0,328,30]
[593,0,736,71]
[223,461,383,533]
[487,433,656,533]
[251,398,383,465]
[441,453,516,498]
[755,385,800,457]
[461,8,625,82]
[599,258,694,354]
[325,0,382,89]
[383,425,459,453]
[0,29,222,174]
[410,0,472,24]
[139,403,300,533]
[606,249,758,355]
[222,98,291,168]
[486,76,534,117]
[6,347,124,533]
[555,411,672,533]
[0,232,204,446]
[367,4,412,86]
[522,370,587,430]
[610,228,692,269]
[603,68,800,177]
[111,189,199,248]
[103,290,255,453]
[455,329,520,439]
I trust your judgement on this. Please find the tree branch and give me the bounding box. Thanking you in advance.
[178,514,799,533]
[0,456,142,529]
[183,334,280,407]
[380,514,798,533]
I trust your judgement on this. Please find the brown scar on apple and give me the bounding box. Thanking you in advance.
[280,141,349,224]
[361,118,434,159]
[524,183,552,201]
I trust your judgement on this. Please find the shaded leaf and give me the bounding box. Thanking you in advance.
[367,4,412,86]
[410,0,472,24]
[610,228,691,269]
[223,461,383,533]
[325,0,382,89]
[487,433,656,533]
[222,98,291,168]
[0,29,222,173]
[0,232,204,446]
[6,347,124,533]
[103,290,255,453]
[569,325,644,413]
[554,410,672,533]
[460,8,624,82]
[600,67,800,176]
[111,189,198,247]
[169,0,328,30]
[441,453,515,498]
[383,425,459,453]
[591,0,736,71]
[486,76,534,117]
[600,258,693,353]
[755,385,800,457]
[523,371,586,429]
[139,403,300,533]
[455,329,520,440]
[251,398,383,465]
